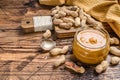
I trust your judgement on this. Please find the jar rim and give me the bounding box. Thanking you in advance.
[74,27,110,49]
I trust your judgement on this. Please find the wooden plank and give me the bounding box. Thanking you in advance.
[0,0,29,8]
[55,26,77,38]
[0,0,119,80]
[55,23,115,38]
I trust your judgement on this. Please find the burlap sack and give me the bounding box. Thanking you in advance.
[39,0,120,38]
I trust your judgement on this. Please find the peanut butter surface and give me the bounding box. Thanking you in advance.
[77,30,106,49]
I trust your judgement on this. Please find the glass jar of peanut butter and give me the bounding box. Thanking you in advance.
[72,27,110,64]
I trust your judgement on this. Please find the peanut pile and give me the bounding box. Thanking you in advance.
[51,6,103,30]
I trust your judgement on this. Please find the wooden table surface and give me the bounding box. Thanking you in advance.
[0,0,120,80]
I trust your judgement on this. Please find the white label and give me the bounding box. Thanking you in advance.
[33,16,53,32]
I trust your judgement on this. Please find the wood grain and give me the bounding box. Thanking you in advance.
[0,0,119,80]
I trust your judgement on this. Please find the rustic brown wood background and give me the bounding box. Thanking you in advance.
[0,0,120,80]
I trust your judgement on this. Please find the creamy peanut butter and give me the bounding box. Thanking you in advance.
[77,30,106,49]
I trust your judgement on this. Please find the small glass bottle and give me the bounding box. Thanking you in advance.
[72,26,110,64]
